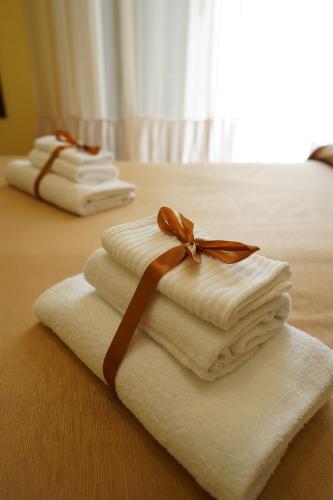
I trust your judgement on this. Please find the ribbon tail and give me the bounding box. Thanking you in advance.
[103,244,187,390]
[33,144,72,198]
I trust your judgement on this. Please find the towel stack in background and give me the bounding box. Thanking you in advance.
[34,214,333,500]
[5,134,135,215]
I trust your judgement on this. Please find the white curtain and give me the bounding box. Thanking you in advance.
[24,0,333,163]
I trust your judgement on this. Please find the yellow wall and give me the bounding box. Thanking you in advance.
[0,0,37,154]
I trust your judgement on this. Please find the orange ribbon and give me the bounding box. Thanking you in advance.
[103,207,260,390]
[55,130,100,155]
[33,130,101,198]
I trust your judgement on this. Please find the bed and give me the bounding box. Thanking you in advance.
[1,156,332,500]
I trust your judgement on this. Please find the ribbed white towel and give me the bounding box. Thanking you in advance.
[84,248,291,380]
[33,274,333,500]
[102,215,292,330]
[34,135,113,165]
[28,148,119,184]
[5,160,135,216]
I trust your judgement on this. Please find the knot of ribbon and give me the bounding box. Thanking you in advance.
[33,130,101,198]
[103,206,260,390]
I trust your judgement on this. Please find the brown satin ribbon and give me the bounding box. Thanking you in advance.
[33,130,101,198]
[103,207,260,390]
[308,145,333,167]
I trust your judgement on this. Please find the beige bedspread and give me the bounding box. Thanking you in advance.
[1,157,332,500]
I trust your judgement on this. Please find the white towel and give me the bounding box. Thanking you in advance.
[34,135,113,165]
[28,148,119,184]
[102,215,292,330]
[84,248,291,381]
[33,274,333,500]
[5,160,135,216]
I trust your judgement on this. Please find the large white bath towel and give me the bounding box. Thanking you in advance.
[33,274,333,500]
[5,160,135,216]
[29,148,119,184]
[34,135,113,165]
[84,248,291,380]
[102,215,292,330]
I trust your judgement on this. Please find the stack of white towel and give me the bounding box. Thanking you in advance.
[34,214,333,500]
[5,135,135,215]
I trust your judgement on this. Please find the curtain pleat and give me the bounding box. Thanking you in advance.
[36,113,239,163]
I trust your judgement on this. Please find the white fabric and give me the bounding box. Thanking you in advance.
[24,0,219,162]
[84,248,291,381]
[102,215,292,330]
[24,0,333,163]
[33,274,333,500]
[34,135,114,165]
[29,148,119,184]
[5,160,135,216]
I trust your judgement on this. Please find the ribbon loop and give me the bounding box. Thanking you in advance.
[55,130,78,147]
[103,207,260,390]
[157,206,188,242]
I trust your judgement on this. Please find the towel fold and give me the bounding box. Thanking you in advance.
[34,135,113,165]
[28,148,119,184]
[5,160,135,216]
[102,215,292,330]
[33,274,333,500]
[84,248,291,380]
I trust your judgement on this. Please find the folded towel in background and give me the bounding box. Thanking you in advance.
[84,248,291,380]
[102,216,292,330]
[5,160,135,216]
[34,135,113,165]
[29,148,119,184]
[33,274,333,500]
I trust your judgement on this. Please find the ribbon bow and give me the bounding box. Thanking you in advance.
[103,207,259,390]
[55,130,100,155]
[157,206,259,264]
[33,130,101,198]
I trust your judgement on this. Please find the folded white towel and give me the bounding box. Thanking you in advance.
[102,215,292,330]
[84,248,291,380]
[33,274,333,500]
[28,148,119,184]
[5,160,135,216]
[34,135,113,165]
